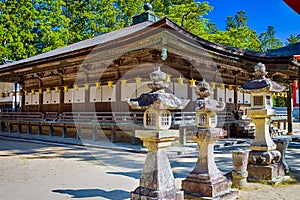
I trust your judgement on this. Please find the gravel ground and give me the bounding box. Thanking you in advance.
[0,137,300,200]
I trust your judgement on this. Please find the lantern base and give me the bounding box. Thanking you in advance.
[130,187,183,200]
[247,163,285,184]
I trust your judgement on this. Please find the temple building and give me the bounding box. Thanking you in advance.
[0,7,299,141]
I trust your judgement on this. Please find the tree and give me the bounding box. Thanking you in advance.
[35,0,70,53]
[163,1,213,38]
[286,34,300,45]
[259,26,282,52]
[208,11,261,52]
[0,0,39,60]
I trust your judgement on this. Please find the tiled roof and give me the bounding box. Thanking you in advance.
[267,42,300,56]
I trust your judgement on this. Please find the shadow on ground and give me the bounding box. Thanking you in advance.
[52,188,129,200]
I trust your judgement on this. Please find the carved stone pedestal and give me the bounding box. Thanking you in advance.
[247,150,285,183]
[131,130,183,200]
[274,138,291,174]
[232,150,249,189]
[182,128,238,199]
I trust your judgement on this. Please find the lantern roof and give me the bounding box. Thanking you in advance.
[128,91,189,110]
[240,63,285,93]
[128,67,189,109]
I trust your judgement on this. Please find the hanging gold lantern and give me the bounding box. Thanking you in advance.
[210,82,216,90]
[55,86,60,92]
[220,84,225,89]
[38,88,43,94]
[5,92,10,97]
[46,87,51,93]
[177,76,184,85]
[189,78,197,88]
[95,82,101,89]
[63,85,68,92]
[31,89,35,94]
[277,92,280,97]
[84,83,89,91]
[284,92,287,98]
[135,77,142,85]
[24,90,28,95]
[73,84,78,91]
[166,73,171,82]
[228,85,234,90]
[121,79,127,87]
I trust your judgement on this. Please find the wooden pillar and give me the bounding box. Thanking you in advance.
[38,79,43,112]
[18,122,22,133]
[179,127,187,145]
[14,82,18,111]
[111,125,116,143]
[38,123,42,135]
[92,124,98,141]
[76,124,81,140]
[131,126,136,145]
[27,122,32,134]
[62,124,67,138]
[49,123,54,136]
[234,76,238,110]
[21,83,25,112]
[287,84,293,135]
[9,122,13,133]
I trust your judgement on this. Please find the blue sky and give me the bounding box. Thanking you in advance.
[203,0,300,44]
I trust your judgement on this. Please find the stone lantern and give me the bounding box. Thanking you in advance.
[240,62,286,183]
[182,80,238,199]
[128,67,189,200]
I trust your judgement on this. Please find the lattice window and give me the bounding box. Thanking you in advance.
[160,111,169,126]
[253,96,263,106]
[198,114,206,126]
[146,111,156,126]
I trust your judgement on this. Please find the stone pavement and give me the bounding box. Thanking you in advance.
[0,122,300,199]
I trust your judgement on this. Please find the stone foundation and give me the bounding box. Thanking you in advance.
[131,187,183,200]
[247,163,284,182]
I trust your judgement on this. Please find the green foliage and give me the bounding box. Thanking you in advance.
[0,0,297,62]
[259,26,283,52]
[286,34,300,45]
[0,0,39,60]
[208,11,261,52]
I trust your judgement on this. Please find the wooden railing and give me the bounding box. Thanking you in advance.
[0,112,44,121]
[0,111,236,126]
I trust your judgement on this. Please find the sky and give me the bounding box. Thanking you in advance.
[203,0,300,44]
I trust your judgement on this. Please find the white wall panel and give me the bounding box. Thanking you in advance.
[217,87,225,102]
[51,91,60,104]
[64,89,73,103]
[25,94,32,105]
[226,89,234,103]
[244,93,251,104]
[121,82,136,101]
[74,87,85,103]
[174,83,188,100]
[102,85,116,102]
[90,86,101,102]
[31,92,39,105]
[238,91,243,104]
[43,92,51,104]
